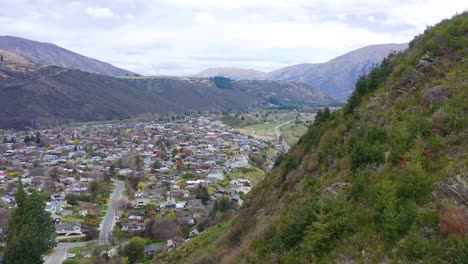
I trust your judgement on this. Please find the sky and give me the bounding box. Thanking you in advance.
[0,0,466,76]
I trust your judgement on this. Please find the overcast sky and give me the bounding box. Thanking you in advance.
[0,0,466,75]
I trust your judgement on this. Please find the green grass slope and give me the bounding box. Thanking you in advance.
[156,13,468,263]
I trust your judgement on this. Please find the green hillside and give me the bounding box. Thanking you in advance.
[155,12,468,263]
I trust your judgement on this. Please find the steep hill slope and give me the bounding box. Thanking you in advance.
[157,13,468,264]
[267,43,408,101]
[0,36,135,76]
[0,53,333,129]
[194,43,407,101]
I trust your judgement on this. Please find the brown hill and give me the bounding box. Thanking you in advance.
[194,43,408,101]
[0,35,135,77]
[0,52,334,129]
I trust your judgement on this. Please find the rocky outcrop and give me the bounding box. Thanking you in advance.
[442,175,468,206]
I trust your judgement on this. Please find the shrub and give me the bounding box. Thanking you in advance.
[397,162,432,203]
[348,126,386,172]
[439,206,468,236]
[373,181,399,240]
[302,199,353,260]
[279,198,319,250]
[399,230,428,260]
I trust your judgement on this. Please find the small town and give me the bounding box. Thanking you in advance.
[0,114,280,263]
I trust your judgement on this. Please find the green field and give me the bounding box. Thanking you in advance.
[238,123,279,141]
[280,114,316,146]
[225,167,265,184]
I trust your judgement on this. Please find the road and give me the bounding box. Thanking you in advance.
[44,180,125,263]
[274,120,294,152]
[43,242,87,264]
[98,180,125,245]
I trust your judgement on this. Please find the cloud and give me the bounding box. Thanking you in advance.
[194,12,217,25]
[86,7,117,19]
[0,0,466,75]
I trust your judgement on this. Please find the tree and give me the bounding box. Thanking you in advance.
[137,182,146,191]
[144,218,180,241]
[122,236,146,264]
[5,180,56,263]
[89,181,100,198]
[152,160,162,169]
[134,154,143,172]
[195,185,210,205]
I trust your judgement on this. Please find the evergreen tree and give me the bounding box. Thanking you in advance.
[195,185,210,205]
[4,180,56,263]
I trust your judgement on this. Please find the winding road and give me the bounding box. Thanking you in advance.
[274,120,294,152]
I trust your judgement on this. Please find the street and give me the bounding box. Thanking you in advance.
[98,180,125,245]
[44,180,125,263]
[43,242,87,264]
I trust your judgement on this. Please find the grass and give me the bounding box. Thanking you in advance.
[238,123,280,141]
[156,219,233,263]
[225,168,265,184]
[59,215,86,223]
[281,114,316,146]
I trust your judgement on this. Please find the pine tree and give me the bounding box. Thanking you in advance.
[4,180,56,263]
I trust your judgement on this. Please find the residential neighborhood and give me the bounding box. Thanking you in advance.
[0,115,279,261]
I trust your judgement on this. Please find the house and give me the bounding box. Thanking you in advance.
[187,199,204,210]
[144,245,158,256]
[55,222,82,236]
[122,221,145,232]
[189,228,199,238]
[167,236,185,249]
[0,171,7,183]
[2,195,15,204]
[128,215,144,222]
[133,198,150,207]
[45,200,66,213]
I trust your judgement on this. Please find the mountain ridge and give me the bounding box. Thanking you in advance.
[0,35,135,77]
[194,43,408,101]
[0,51,334,129]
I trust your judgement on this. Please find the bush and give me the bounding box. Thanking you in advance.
[439,206,468,236]
[397,162,432,203]
[302,199,353,260]
[373,181,399,240]
[279,198,319,250]
[399,230,428,260]
[348,126,386,172]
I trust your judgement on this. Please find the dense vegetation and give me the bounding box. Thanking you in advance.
[156,13,468,263]
[211,76,233,89]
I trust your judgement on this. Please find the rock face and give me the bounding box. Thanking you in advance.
[422,86,447,108]
[443,175,468,206]
[0,35,135,76]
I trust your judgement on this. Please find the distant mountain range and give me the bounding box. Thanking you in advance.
[0,36,135,77]
[0,51,333,129]
[194,43,408,101]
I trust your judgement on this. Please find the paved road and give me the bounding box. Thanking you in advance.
[98,180,125,245]
[274,120,294,152]
[43,242,87,264]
